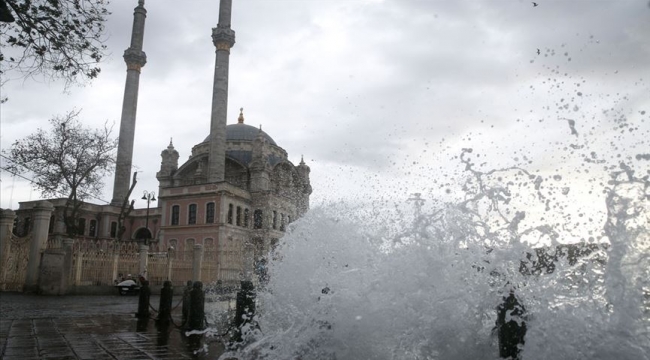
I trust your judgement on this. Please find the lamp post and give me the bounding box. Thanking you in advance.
[142,190,156,245]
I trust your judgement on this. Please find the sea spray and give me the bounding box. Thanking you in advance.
[220,159,648,360]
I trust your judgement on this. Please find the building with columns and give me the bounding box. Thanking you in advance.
[10,0,311,275]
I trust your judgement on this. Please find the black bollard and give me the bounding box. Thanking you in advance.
[156,318,171,346]
[232,280,257,342]
[136,316,149,332]
[158,280,174,321]
[496,290,527,359]
[188,281,205,331]
[182,280,193,325]
[136,280,151,319]
[215,280,223,296]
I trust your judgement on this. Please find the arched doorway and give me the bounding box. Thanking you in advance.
[134,227,152,240]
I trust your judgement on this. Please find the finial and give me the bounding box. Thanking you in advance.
[168,138,174,149]
[238,107,244,124]
[138,0,145,6]
[300,155,305,165]
[259,124,263,131]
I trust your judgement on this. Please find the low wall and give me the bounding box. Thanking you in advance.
[66,284,188,296]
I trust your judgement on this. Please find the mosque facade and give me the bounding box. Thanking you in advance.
[12,0,311,268]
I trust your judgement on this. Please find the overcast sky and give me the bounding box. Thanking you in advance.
[1,0,648,214]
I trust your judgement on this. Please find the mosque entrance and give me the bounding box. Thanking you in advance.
[134,228,152,241]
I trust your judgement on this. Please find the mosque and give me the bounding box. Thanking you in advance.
[13,0,312,264]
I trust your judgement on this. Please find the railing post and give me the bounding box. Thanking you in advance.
[232,280,257,342]
[139,242,148,278]
[192,244,203,282]
[0,209,16,290]
[24,201,54,292]
[75,252,83,286]
[182,280,193,325]
[158,280,173,322]
[136,280,151,318]
[496,290,527,359]
[188,281,205,331]
[112,252,119,283]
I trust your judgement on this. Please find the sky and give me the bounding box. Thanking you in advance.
[1,0,649,228]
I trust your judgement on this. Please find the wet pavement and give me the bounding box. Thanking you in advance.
[0,293,233,359]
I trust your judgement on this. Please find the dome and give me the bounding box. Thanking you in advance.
[203,123,277,146]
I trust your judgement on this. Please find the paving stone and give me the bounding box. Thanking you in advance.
[1,293,226,359]
[3,345,39,356]
[1,355,41,360]
[5,337,37,347]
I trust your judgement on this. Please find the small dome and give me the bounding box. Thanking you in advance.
[204,123,277,146]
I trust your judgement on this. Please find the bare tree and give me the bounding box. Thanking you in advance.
[0,0,110,88]
[3,109,117,237]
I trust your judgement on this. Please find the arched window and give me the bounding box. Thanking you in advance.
[186,238,195,251]
[236,206,242,226]
[280,213,285,231]
[227,203,233,224]
[272,211,277,230]
[135,227,152,240]
[206,203,215,224]
[188,204,197,225]
[169,239,178,250]
[77,218,86,236]
[253,209,263,229]
[171,205,180,225]
[244,208,250,227]
[110,221,117,238]
[89,219,97,237]
[204,238,214,249]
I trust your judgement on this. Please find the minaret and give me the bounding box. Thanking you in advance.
[207,0,236,183]
[111,0,147,205]
[297,156,312,216]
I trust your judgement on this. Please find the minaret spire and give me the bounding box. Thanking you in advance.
[207,0,236,183]
[111,0,147,205]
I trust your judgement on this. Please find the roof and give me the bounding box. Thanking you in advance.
[226,150,284,167]
[204,123,277,146]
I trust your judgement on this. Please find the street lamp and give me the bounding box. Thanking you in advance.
[141,190,156,245]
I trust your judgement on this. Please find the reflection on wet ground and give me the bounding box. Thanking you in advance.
[0,292,233,359]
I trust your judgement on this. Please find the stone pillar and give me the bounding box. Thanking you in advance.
[139,242,148,278]
[0,209,16,290]
[207,0,236,183]
[38,237,74,295]
[243,243,254,281]
[24,201,54,292]
[62,238,74,291]
[111,0,148,205]
[192,244,204,282]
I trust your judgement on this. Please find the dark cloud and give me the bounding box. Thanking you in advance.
[1,0,648,207]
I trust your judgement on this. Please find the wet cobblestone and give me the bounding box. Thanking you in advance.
[0,293,230,359]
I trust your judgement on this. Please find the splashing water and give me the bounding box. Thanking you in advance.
[219,154,649,360]
[216,22,649,359]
